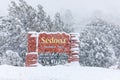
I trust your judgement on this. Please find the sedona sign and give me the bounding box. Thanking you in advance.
[38,33,70,53]
[26,32,79,66]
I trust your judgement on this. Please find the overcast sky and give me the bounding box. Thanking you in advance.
[0,0,120,18]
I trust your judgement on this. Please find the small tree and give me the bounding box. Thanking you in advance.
[3,50,23,66]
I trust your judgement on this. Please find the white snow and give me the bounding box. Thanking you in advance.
[0,63,120,80]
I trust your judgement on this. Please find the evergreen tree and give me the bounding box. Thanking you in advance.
[79,17,120,68]
[53,12,73,33]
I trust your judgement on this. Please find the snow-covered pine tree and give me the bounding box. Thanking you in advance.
[35,5,47,32]
[53,12,73,33]
[79,17,120,68]
[61,9,74,27]
[45,15,54,32]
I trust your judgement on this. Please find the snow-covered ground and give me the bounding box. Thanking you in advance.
[0,62,120,80]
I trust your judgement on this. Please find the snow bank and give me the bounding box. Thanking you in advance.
[0,64,120,80]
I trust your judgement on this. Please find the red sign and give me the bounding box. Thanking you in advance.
[38,33,70,54]
[26,32,79,66]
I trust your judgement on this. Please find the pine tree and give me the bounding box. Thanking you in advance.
[53,12,73,33]
[79,17,120,68]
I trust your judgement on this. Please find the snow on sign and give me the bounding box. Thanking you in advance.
[26,32,79,66]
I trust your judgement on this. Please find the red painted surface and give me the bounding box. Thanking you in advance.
[38,33,71,54]
[27,34,36,52]
[25,54,37,67]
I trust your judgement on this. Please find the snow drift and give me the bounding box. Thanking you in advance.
[0,62,119,80]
